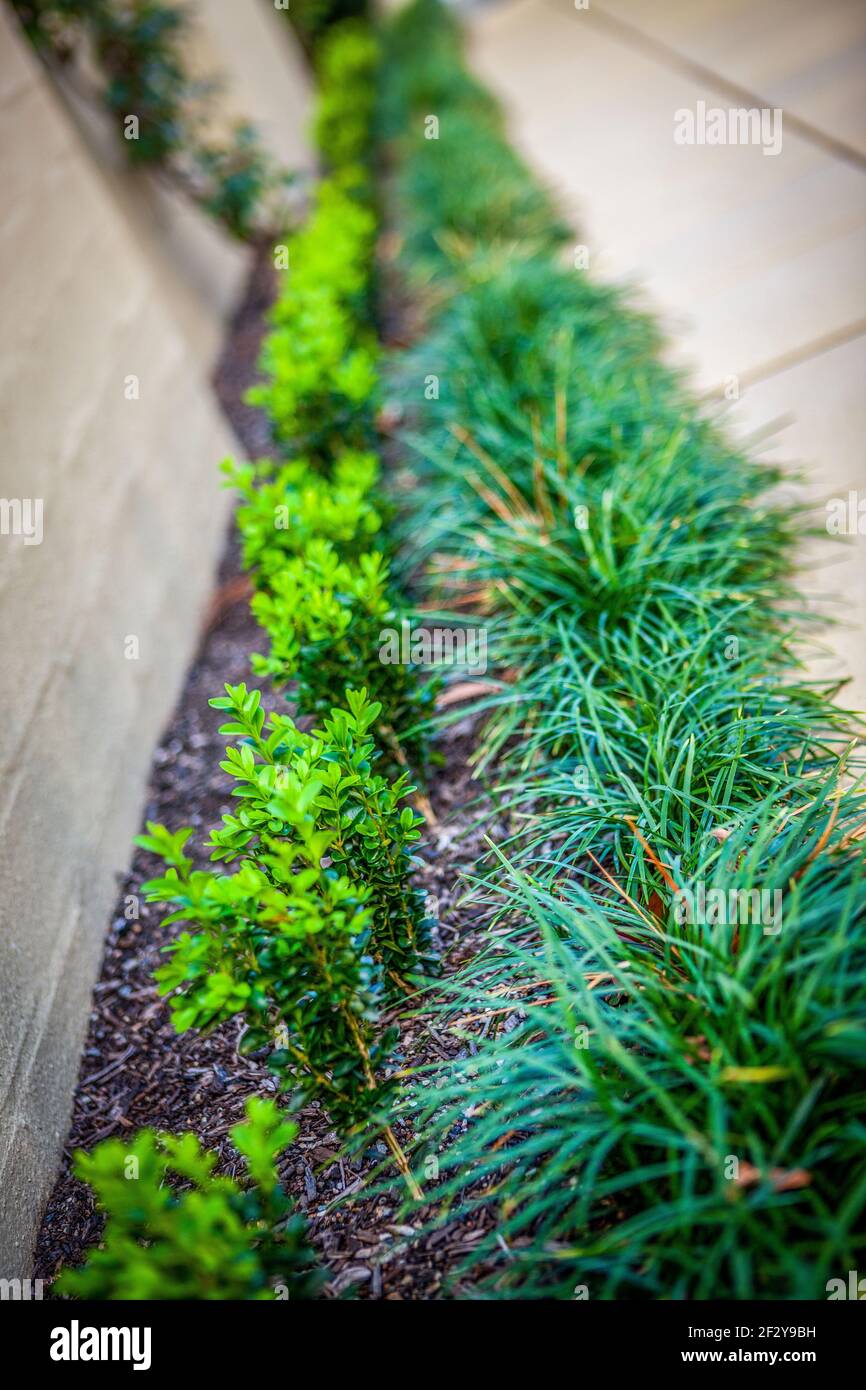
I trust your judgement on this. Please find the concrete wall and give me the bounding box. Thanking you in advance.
[52,0,317,364]
[0,1,313,1274]
[190,0,317,173]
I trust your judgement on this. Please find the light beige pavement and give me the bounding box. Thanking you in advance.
[463,0,866,712]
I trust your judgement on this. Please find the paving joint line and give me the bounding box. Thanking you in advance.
[542,0,866,173]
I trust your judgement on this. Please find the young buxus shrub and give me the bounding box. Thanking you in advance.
[138,687,431,1193]
[236,17,437,782]
[247,542,435,773]
[224,455,437,774]
[222,450,384,581]
[245,22,381,457]
[246,177,379,461]
[206,682,435,985]
[57,1098,322,1300]
[313,19,380,172]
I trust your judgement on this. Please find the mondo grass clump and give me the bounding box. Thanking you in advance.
[383,0,866,1298]
[379,0,569,270]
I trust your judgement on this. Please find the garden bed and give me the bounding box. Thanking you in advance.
[33,2,866,1303]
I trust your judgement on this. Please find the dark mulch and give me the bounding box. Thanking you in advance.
[33,250,502,1300]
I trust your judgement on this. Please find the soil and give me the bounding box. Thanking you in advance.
[33,250,501,1300]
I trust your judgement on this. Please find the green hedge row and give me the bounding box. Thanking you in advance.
[59,18,433,1298]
